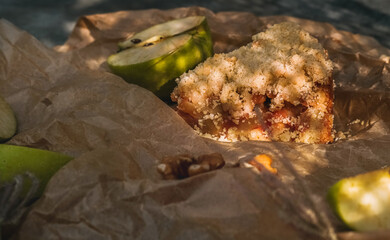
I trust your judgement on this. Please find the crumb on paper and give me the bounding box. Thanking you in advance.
[243,154,278,174]
[380,54,390,64]
[335,131,347,140]
[348,119,362,125]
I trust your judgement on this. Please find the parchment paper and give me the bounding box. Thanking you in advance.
[1,6,390,240]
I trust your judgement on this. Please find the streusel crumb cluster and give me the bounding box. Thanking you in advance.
[171,22,334,143]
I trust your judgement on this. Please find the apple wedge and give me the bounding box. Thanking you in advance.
[107,16,213,100]
[0,96,17,142]
[0,144,73,198]
[327,167,390,231]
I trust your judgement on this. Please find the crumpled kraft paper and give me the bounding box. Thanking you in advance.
[0,6,389,240]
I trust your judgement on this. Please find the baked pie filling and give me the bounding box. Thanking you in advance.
[171,22,334,144]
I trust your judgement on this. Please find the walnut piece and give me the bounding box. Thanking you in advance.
[157,153,225,179]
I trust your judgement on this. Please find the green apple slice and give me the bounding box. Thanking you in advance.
[327,167,390,231]
[0,96,17,142]
[107,16,213,100]
[0,144,73,198]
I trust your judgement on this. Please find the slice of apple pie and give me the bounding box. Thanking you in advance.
[171,22,334,143]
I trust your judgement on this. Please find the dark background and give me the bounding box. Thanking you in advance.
[1,0,390,48]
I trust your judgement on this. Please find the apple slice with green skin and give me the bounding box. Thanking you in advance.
[327,167,390,231]
[0,144,73,198]
[0,96,17,142]
[107,16,213,100]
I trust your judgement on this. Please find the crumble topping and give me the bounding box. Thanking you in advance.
[172,22,334,143]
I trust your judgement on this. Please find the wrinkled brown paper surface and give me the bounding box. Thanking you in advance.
[1,6,390,240]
